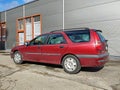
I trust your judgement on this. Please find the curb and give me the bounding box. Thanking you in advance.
[0,50,10,56]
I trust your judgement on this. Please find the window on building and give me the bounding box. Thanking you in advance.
[19,33,24,45]
[16,15,41,45]
[25,17,32,41]
[34,16,40,22]
[18,19,24,30]
[0,22,7,41]
[34,16,41,38]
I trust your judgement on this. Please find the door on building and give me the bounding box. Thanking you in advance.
[0,22,6,50]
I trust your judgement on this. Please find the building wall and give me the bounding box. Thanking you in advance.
[25,0,63,33]
[65,0,120,56]
[0,0,63,49]
[0,12,5,22]
[1,0,120,56]
[0,12,5,50]
[6,7,23,49]
[0,12,1,21]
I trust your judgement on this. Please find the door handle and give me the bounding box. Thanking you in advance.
[59,46,64,48]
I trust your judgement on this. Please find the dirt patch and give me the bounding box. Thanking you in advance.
[32,71,62,78]
[0,78,17,90]
[111,83,120,90]
[45,66,61,72]
[106,61,120,67]
[0,64,12,69]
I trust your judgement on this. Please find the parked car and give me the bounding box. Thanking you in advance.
[11,28,109,74]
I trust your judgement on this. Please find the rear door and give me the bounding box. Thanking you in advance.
[40,33,68,64]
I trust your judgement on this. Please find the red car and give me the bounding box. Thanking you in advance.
[11,28,109,74]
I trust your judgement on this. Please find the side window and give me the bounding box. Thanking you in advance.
[47,34,66,44]
[65,30,90,43]
[30,34,48,45]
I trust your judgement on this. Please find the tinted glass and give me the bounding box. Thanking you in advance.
[30,34,48,45]
[65,30,90,43]
[47,34,66,44]
[97,32,106,42]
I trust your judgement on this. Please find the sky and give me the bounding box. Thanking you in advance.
[0,0,34,12]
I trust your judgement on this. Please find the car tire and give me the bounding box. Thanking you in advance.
[13,51,23,64]
[62,55,81,74]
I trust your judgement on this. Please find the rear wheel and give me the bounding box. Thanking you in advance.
[62,55,81,74]
[13,51,23,64]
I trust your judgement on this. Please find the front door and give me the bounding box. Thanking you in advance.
[23,34,48,61]
[23,45,41,61]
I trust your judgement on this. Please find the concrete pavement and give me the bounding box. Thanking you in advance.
[0,52,120,90]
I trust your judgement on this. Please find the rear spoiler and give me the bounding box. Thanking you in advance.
[95,30,102,33]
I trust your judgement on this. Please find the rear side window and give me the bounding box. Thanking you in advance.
[97,32,106,42]
[47,33,66,44]
[65,30,90,43]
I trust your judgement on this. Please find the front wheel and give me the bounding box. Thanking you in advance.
[62,55,81,74]
[13,51,23,64]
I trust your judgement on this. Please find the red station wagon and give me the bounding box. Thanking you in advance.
[11,28,109,74]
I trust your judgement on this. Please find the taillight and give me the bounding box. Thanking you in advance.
[96,40,103,53]
[93,29,108,54]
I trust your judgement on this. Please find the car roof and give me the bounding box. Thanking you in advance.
[50,27,90,33]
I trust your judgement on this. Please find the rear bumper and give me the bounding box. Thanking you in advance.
[76,53,109,67]
[76,53,109,59]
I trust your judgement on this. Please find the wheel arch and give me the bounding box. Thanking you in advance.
[11,50,19,58]
[13,50,19,54]
[60,53,81,65]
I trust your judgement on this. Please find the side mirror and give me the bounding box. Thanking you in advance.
[24,42,29,46]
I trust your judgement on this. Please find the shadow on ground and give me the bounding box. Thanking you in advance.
[22,61,103,73]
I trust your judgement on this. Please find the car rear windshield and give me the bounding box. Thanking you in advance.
[65,30,90,43]
[96,31,106,42]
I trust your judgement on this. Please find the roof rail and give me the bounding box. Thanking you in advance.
[64,27,89,31]
[50,27,89,33]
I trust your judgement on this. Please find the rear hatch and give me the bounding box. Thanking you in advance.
[94,30,108,54]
